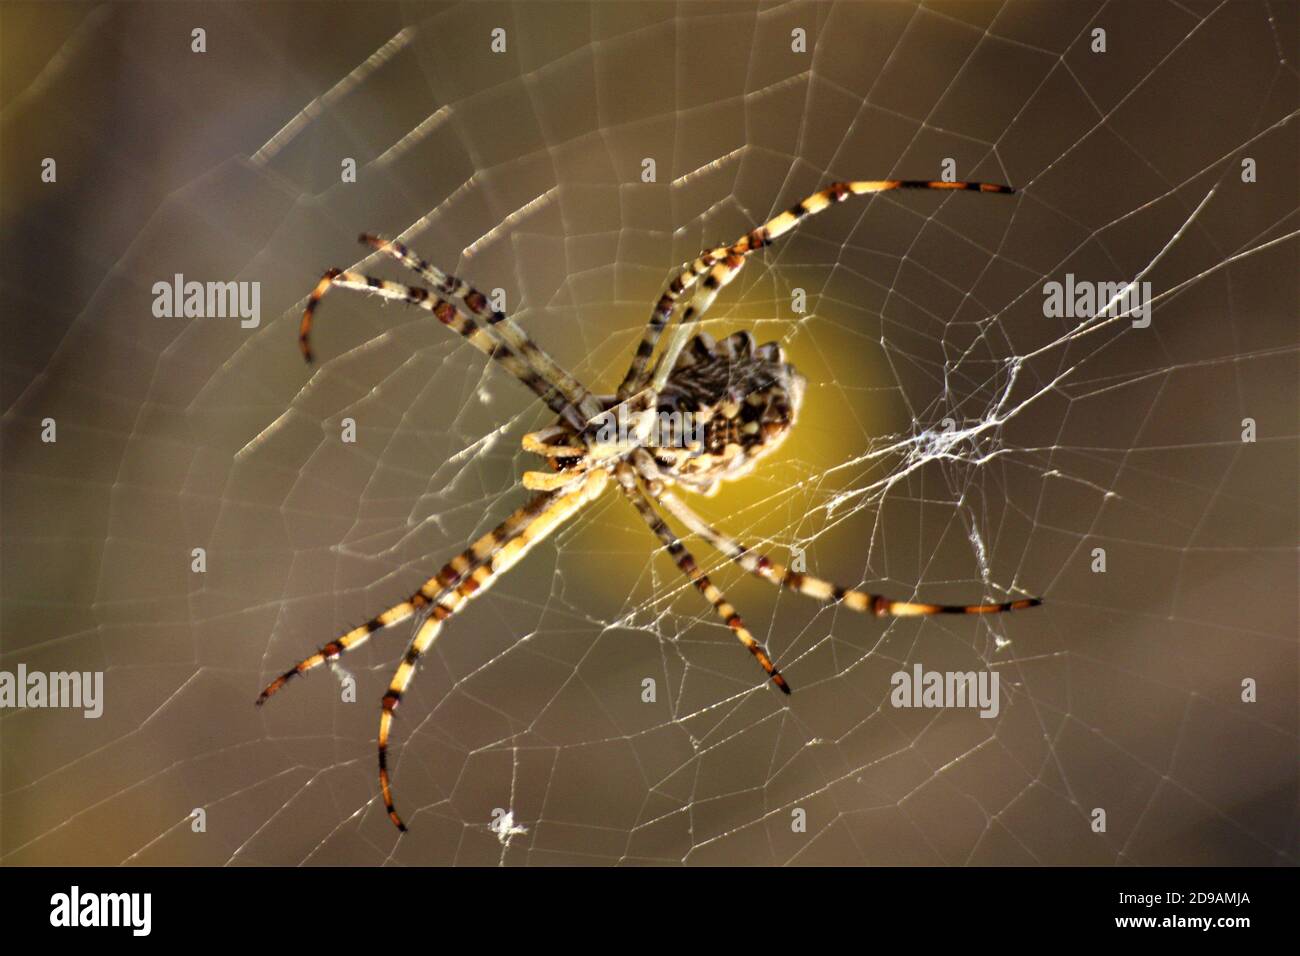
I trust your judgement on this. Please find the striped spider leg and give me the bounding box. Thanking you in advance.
[277,249,617,828]
[261,175,1037,832]
[299,259,593,431]
[259,472,607,830]
[653,482,1041,617]
[616,463,789,692]
[355,233,606,425]
[613,179,1016,417]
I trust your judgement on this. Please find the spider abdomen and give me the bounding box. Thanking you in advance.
[651,331,805,493]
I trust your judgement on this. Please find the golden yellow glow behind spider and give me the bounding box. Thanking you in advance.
[560,280,904,627]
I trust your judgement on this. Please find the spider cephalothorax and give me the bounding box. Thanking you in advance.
[267,178,1040,831]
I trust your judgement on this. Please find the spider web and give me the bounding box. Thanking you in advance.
[2,0,1296,866]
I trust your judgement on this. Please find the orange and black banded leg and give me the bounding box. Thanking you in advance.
[643,178,1016,397]
[647,253,747,395]
[256,488,569,707]
[359,234,604,423]
[654,487,1041,617]
[615,465,790,694]
[298,269,587,430]
[616,242,731,400]
[377,469,609,830]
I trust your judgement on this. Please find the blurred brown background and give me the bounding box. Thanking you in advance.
[2,1,1295,865]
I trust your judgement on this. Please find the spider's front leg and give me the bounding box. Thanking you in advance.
[376,469,609,830]
[299,267,591,431]
[620,176,1016,405]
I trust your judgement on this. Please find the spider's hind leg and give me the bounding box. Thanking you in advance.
[655,488,1043,617]
[377,470,609,830]
[616,464,791,694]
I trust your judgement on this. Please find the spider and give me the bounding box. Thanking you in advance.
[257,178,1042,831]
